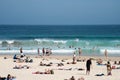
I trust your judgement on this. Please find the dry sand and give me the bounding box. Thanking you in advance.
[0,55,120,80]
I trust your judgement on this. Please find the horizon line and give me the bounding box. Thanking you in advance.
[0,24,120,26]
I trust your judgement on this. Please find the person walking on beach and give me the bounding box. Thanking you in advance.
[86,58,92,75]
[106,61,112,76]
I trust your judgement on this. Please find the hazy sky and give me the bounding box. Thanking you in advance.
[0,0,120,25]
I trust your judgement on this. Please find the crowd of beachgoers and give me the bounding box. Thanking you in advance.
[0,47,120,80]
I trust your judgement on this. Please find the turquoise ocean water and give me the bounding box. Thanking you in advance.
[0,25,120,56]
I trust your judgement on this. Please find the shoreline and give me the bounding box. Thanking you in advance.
[0,54,120,61]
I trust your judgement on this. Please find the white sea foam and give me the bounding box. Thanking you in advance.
[34,39,67,44]
[52,49,74,53]
[0,49,74,54]
[85,41,89,45]
[0,41,2,44]
[6,40,14,44]
[0,40,15,44]
[0,50,19,54]
[100,49,120,54]
[0,50,38,54]
[75,38,79,42]
[34,39,50,42]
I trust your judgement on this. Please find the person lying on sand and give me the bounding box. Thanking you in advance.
[13,65,30,69]
[15,58,25,63]
[95,73,104,76]
[0,75,16,80]
[0,76,6,80]
[78,77,85,80]
[57,63,64,67]
[6,74,16,80]
[32,69,54,74]
[67,62,77,64]
[39,62,52,66]
[112,66,120,69]
[77,59,86,62]
[53,68,72,71]
[14,56,33,63]
[25,57,33,63]
[96,59,103,65]
[114,61,120,65]
[96,59,106,66]
[53,68,84,71]
[74,68,85,71]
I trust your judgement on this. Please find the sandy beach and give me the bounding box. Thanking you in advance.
[1,0,120,79]
[0,55,120,80]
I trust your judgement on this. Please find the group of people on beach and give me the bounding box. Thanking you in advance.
[2,47,115,80]
[87,58,113,76]
[20,47,52,57]
[86,59,112,76]
[35,47,52,57]
[0,74,16,80]
[13,47,33,63]
[72,48,82,64]
[72,48,113,76]
[41,48,52,56]
[28,47,113,77]
[74,48,82,57]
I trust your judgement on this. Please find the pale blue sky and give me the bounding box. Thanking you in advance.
[0,0,120,25]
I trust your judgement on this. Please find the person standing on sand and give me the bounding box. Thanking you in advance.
[106,61,112,76]
[78,48,82,57]
[20,47,23,53]
[104,49,108,60]
[37,48,40,56]
[74,48,78,56]
[42,48,45,56]
[72,52,76,64]
[86,58,92,75]
[20,47,24,58]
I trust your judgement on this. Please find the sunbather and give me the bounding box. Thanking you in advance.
[13,65,30,69]
[32,69,54,74]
